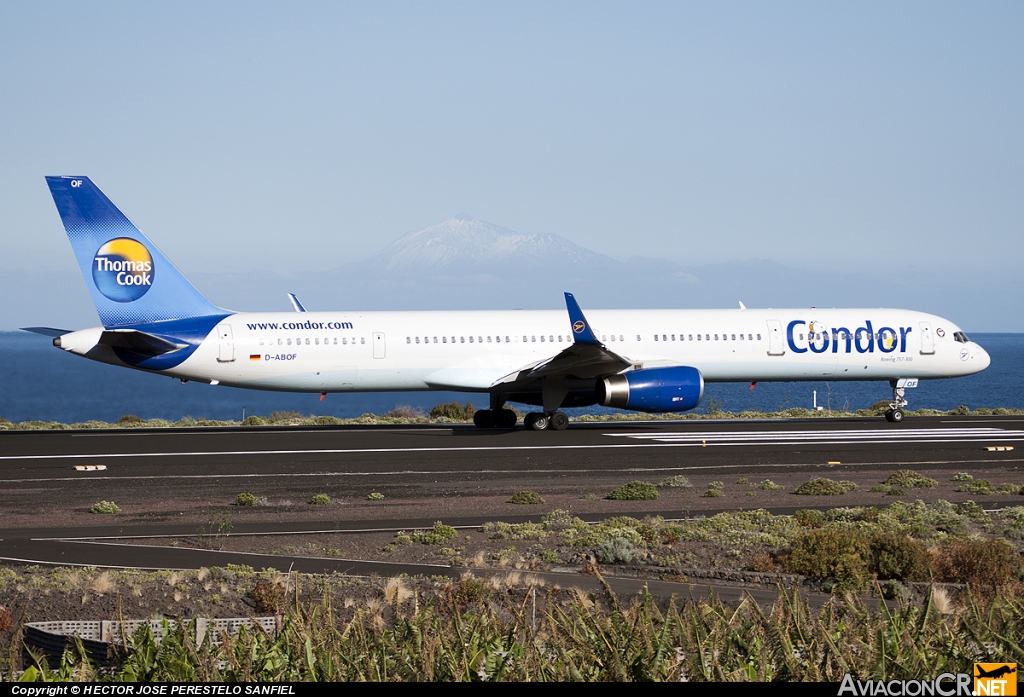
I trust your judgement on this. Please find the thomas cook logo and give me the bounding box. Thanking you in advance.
[573,320,586,334]
[976,664,1017,696]
[92,238,154,303]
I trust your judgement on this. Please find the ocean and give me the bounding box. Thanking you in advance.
[1,331,1020,423]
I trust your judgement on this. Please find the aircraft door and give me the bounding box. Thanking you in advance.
[217,324,235,363]
[919,322,935,355]
[372,332,386,359]
[766,320,785,356]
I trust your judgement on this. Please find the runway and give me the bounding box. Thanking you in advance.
[1,414,1021,598]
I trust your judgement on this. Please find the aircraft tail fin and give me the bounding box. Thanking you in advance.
[45,176,224,327]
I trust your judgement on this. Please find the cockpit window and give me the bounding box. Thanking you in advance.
[953,331,970,343]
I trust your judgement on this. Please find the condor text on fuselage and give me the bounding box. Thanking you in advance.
[31,176,991,430]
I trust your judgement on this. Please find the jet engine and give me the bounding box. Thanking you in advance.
[595,366,704,412]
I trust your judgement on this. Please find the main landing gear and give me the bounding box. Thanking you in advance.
[884,379,911,423]
[524,411,569,431]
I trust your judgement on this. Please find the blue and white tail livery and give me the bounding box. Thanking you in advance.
[28,176,991,430]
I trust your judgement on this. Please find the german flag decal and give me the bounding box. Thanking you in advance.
[249,354,261,361]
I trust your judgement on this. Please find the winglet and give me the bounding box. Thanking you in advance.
[564,292,601,345]
[287,293,306,312]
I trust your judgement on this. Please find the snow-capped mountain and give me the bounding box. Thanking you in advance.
[362,215,619,274]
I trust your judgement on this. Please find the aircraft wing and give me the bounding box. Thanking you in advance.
[423,293,631,392]
[491,292,631,389]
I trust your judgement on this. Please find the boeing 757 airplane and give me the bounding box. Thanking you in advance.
[25,176,991,430]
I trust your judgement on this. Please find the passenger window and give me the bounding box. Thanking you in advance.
[706,334,710,341]
[469,336,474,343]
[757,334,761,340]
[636,335,641,341]
[360,337,366,344]
[540,335,545,342]
[671,335,675,341]
[333,338,337,345]
[287,338,292,345]
[654,335,659,341]
[314,338,319,345]
[739,334,744,340]
[461,337,465,343]
[715,334,719,341]
[748,334,752,341]
[688,334,692,341]
[731,334,736,341]
[532,336,536,342]
[697,335,701,341]
[506,336,511,343]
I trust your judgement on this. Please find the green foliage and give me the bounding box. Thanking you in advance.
[883,469,937,488]
[366,492,385,501]
[409,522,459,545]
[507,490,545,505]
[428,401,477,421]
[11,572,1024,681]
[702,488,724,498]
[795,509,825,528]
[270,410,304,423]
[89,501,121,514]
[596,537,641,564]
[606,481,659,501]
[757,479,784,490]
[868,532,930,581]
[657,475,691,488]
[235,492,257,507]
[997,483,1024,495]
[116,414,144,425]
[870,484,905,496]
[735,477,749,485]
[309,494,331,506]
[242,415,271,426]
[958,479,996,495]
[787,527,870,590]
[794,478,858,496]
[951,472,974,482]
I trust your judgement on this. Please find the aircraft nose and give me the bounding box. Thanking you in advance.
[975,344,991,370]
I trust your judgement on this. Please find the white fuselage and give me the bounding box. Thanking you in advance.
[61,307,990,394]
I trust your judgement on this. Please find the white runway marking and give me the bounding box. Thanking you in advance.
[605,427,1024,446]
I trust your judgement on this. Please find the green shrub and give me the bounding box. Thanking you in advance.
[595,537,641,564]
[702,488,724,498]
[116,414,144,425]
[657,475,691,488]
[997,483,1024,495]
[410,522,459,545]
[508,490,545,505]
[90,501,121,514]
[958,479,996,495]
[870,484,905,496]
[794,478,857,496]
[757,479,784,491]
[795,509,825,527]
[606,481,659,501]
[868,532,930,581]
[786,527,870,590]
[428,402,476,421]
[270,410,304,423]
[235,492,257,506]
[310,494,331,506]
[951,472,974,482]
[242,415,271,426]
[883,470,937,489]
[366,492,385,501]
[735,477,749,485]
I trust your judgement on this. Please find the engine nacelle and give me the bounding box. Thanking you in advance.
[596,366,704,413]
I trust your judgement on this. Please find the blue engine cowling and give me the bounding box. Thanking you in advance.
[595,366,704,412]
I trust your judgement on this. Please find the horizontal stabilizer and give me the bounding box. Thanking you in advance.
[21,326,71,337]
[99,329,187,357]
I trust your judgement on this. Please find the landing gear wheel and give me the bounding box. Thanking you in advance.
[890,408,904,423]
[496,409,518,428]
[550,411,569,431]
[524,412,549,431]
[473,409,496,428]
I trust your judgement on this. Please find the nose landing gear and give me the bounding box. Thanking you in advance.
[884,378,917,422]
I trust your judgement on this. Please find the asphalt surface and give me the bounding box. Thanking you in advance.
[1,415,1022,600]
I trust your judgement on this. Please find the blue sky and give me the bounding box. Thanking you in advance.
[1,2,1021,328]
